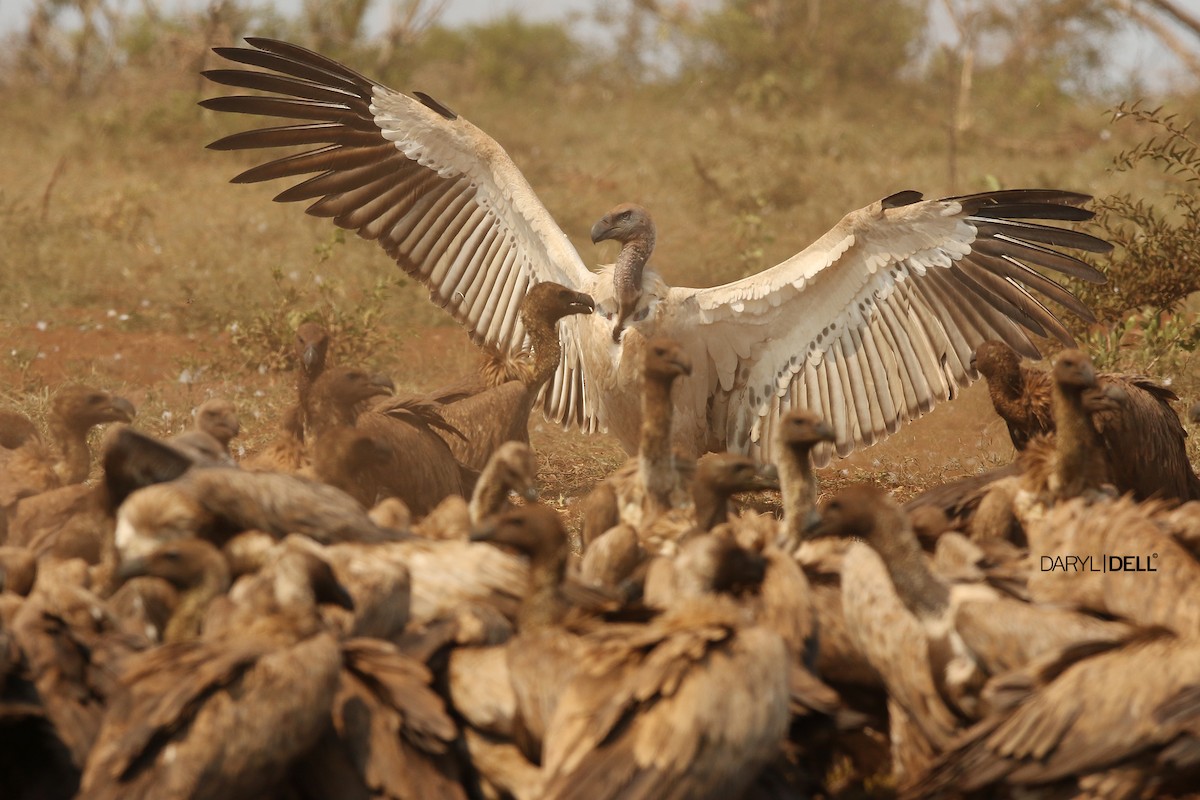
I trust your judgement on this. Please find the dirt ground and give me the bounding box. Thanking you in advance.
[0,307,1016,513]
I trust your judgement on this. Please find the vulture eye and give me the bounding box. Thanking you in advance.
[618,209,632,221]
[633,307,651,323]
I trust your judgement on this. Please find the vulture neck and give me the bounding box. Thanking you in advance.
[867,510,950,619]
[778,442,819,548]
[164,564,232,644]
[692,481,732,533]
[308,392,357,442]
[987,364,1025,411]
[638,372,678,512]
[50,415,95,485]
[1051,383,1107,501]
[520,304,565,390]
[470,463,514,526]
[613,234,655,337]
[518,547,571,631]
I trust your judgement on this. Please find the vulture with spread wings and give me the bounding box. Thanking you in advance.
[201,38,1110,465]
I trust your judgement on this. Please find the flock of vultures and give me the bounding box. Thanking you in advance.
[6,36,1200,800]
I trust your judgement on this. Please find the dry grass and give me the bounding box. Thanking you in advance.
[1,17,1198,509]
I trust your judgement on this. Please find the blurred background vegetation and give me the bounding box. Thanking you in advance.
[0,0,1197,467]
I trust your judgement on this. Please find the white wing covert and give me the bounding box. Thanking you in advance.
[673,190,1109,464]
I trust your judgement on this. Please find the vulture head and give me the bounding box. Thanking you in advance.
[1052,349,1098,393]
[195,398,240,446]
[778,409,836,452]
[806,484,903,544]
[54,385,136,432]
[673,529,767,599]
[488,441,540,502]
[644,336,693,384]
[970,340,1022,387]
[695,452,780,495]
[295,321,331,375]
[591,203,656,342]
[471,503,568,563]
[117,537,232,594]
[522,281,595,326]
[115,483,214,560]
[312,367,394,421]
[271,538,355,612]
[1189,402,1200,426]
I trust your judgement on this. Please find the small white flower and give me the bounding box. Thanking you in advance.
[35,320,47,332]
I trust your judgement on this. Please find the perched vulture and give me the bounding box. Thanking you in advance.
[202,38,1110,465]
[972,340,1200,502]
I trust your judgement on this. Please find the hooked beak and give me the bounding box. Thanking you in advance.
[318,579,356,611]
[570,293,596,315]
[749,464,780,492]
[115,556,150,584]
[302,343,321,372]
[369,373,396,397]
[110,396,137,423]
[802,511,826,538]
[590,218,615,244]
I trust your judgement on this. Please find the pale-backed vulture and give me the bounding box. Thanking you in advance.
[974,339,1200,501]
[202,37,1109,467]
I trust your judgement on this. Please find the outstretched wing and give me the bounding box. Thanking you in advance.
[670,190,1109,464]
[200,38,596,424]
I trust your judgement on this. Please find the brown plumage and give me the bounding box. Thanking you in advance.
[114,467,403,560]
[9,567,147,771]
[80,541,353,799]
[539,538,791,799]
[169,398,240,466]
[243,321,331,473]
[355,395,473,517]
[468,441,539,526]
[294,320,332,430]
[776,409,836,549]
[1024,495,1200,635]
[0,386,135,514]
[290,637,466,800]
[434,282,594,471]
[974,340,1200,501]
[306,365,394,439]
[578,337,696,549]
[911,630,1200,798]
[817,486,1135,705]
[691,453,779,532]
[115,538,232,643]
[311,427,393,509]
